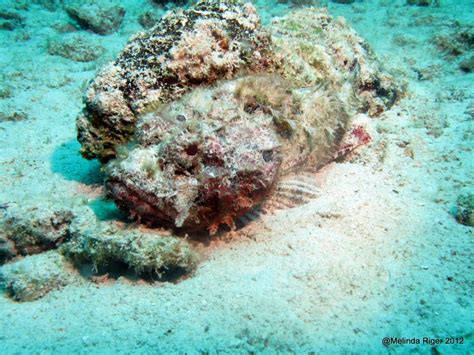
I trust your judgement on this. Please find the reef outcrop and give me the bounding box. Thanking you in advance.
[0,251,79,302]
[0,204,198,300]
[77,0,275,162]
[64,0,125,35]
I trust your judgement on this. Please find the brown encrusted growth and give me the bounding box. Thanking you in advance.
[62,222,199,276]
[0,251,80,302]
[2,206,74,256]
[77,0,277,162]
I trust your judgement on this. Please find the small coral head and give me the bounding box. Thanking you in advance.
[106,121,281,233]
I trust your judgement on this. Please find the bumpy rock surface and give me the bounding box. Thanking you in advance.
[78,0,403,233]
[2,205,74,256]
[77,0,276,162]
[0,203,199,300]
[454,194,474,227]
[0,251,79,302]
[433,25,474,57]
[64,0,125,35]
[63,221,198,276]
[48,34,104,62]
[270,9,401,115]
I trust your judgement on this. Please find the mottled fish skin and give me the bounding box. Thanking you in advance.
[105,76,352,233]
[77,1,403,234]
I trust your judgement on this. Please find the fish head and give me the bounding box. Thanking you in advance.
[106,116,282,233]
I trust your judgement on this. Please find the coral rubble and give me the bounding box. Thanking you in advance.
[453,194,474,227]
[0,251,79,302]
[77,0,274,162]
[63,221,199,276]
[64,0,125,35]
[0,203,199,300]
[2,205,74,256]
[47,34,104,62]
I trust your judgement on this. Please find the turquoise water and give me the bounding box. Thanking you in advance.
[0,0,472,353]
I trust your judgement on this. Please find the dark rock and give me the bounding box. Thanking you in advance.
[453,194,474,227]
[459,55,474,73]
[0,235,16,264]
[152,0,189,6]
[0,9,24,31]
[53,22,79,34]
[407,0,437,6]
[0,111,28,122]
[433,26,474,57]
[278,0,328,6]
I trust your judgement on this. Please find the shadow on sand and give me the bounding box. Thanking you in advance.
[51,138,104,185]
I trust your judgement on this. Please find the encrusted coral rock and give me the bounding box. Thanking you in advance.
[63,222,198,276]
[433,26,474,57]
[453,194,474,227]
[2,205,74,256]
[77,1,403,233]
[77,0,276,162]
[0,251,79,302]
[64,0,125,35]
[47,34,104,62]
[270,9,402,116]
[0,203,199,300]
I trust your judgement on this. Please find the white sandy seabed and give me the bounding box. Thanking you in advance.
[0,0,472,353]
